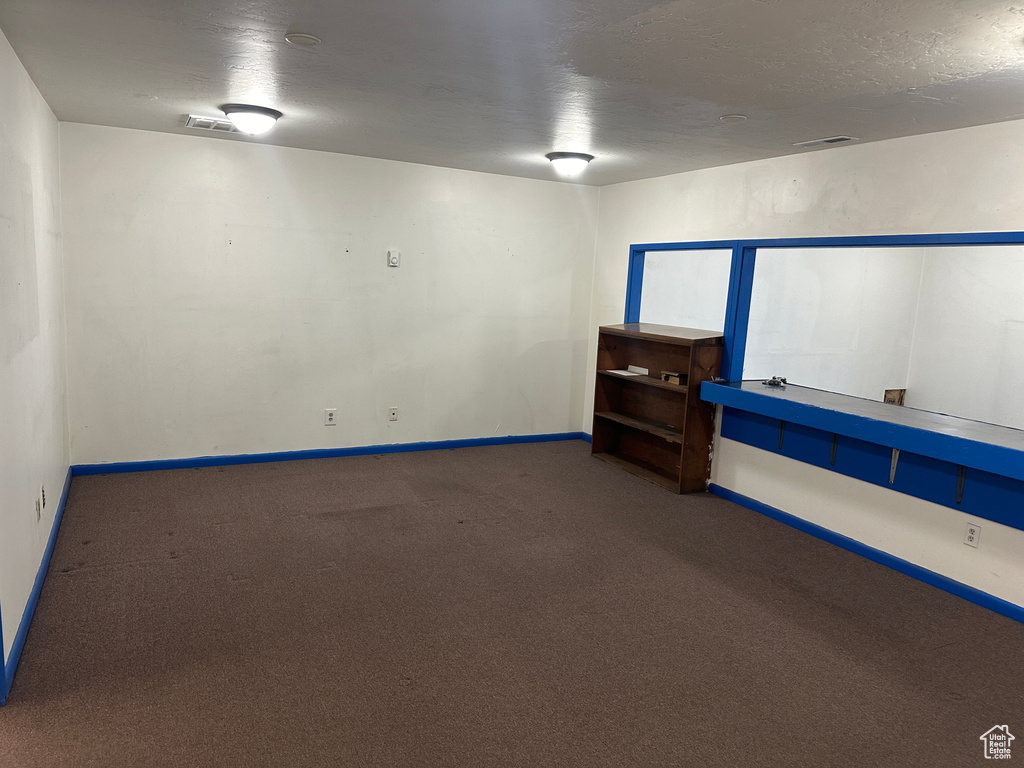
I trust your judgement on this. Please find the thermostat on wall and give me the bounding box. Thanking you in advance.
[387,249,401,267]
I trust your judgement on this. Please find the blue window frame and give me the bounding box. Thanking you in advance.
[625,232,1024,381]
[623,231,1024,533]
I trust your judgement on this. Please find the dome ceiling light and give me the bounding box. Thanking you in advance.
[221,104,283,135]
[545,151,594,177]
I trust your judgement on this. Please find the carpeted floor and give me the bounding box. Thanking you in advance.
[1,439,1021,766]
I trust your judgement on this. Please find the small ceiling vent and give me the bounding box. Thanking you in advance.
[793,135,858,149]
[185,115,239,133]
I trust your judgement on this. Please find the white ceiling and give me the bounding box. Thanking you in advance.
[3,0,1024,186]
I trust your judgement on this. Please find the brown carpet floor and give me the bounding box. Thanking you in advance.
[1,439,1021,767]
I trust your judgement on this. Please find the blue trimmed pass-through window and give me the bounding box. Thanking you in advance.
[627,233,1024,532]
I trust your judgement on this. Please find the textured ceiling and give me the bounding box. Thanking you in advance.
[3,0,1024,185]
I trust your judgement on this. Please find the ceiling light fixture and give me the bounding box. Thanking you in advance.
[546,151,594,177]
[284,32,321,47]
[221,104,283,135]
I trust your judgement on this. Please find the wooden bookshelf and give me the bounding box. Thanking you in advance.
[592,323,723,493]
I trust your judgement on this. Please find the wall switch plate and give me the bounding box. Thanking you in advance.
[388,407,398,422]
[324,408,338,426]
[386,249,401,268]
[965,522,981,548]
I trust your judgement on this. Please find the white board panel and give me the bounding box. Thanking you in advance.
[907,245,1024,430]
[743,247,925,400]
[638,249,731,332]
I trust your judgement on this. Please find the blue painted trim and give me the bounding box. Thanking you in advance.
[717,406,1024,531]
[703,382,1024,482]
[630,239,741,252]
[581,433,592,443]
[2,467,73,706]
[630,230,1024,253]
[708,483,1024,626]
[623,248,645,323]
[71,433,589,476]
[629,230,1024,381]
[720,245,756,381]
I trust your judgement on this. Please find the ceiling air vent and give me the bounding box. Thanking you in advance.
[185,115,239,133]
[793,135,858,149]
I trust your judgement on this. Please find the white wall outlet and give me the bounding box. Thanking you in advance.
[324,408,338,426]
[964,522,981,548]
[386,249,401,268]
[388,407,398,422]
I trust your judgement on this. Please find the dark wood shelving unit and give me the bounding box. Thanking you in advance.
[592,323,723,493]
[594,412,685,444]
[597,369,690,393]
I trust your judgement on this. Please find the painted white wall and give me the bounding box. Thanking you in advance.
[639,249,732,332]
[61,124,598,464]
[710,439,1024,609]
[906,245,1024,430]
[743,247,924,400]
[0,30,68,664]
[592,119,1024,607]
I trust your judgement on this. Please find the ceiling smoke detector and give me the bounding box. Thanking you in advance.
[284,33,322,47]
[793,135,859,148]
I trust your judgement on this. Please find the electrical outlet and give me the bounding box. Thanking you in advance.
[388,407,398,422]
[35,498,41,522]
[965,522,981,548]
[324,408,338,426]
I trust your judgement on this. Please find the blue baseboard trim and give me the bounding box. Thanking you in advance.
[4,433,589,702]
[708,483,1024,626]
[71,432,590,476]
[581,432,592,443]
[2,467,73,706]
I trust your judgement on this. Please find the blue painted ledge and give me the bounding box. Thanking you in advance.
[709,484,1024,626]
[72,432,589,475]
[2,468,73,706]
[702,381,1024,482]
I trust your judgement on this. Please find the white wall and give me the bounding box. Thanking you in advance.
[592,119,1024,608]
[61,124,598,464]
[710,439,1024,607]
[0,30,68,664]
[743,247,924,400]
[639,249,731,331]
[906,245,1024,430]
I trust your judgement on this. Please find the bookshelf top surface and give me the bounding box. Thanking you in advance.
[599,323,724,345]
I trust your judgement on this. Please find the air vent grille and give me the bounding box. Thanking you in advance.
[793,135,858,148]
[185,115,238,133]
